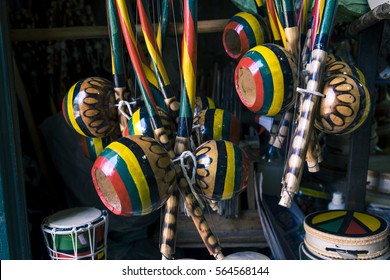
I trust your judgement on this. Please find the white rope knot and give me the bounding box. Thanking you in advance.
[296,87,325,98]
[115,100,137,120]
[172,151,205,210]
[191,124,201,151]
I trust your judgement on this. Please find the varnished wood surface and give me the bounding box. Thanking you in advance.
[10,19,229,42]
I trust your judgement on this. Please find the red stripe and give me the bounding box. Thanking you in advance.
[311,0,321,50]
[235,56,264,112]
[239,149,249,192]
[230,114,241,144]
[91,156,132,216]
[117,5,158,113]
[183,1,197,70]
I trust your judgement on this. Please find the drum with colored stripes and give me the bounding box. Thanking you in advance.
[235,43,297,116]
[62,77,117,138]
[222,12,271,60]
[315,74,370,135]
[125,106,176,148]
[192,108,241,146]
[194,139,249,201]
[303,210,390,260]
[41,207,108,260]
[194,96,216,116]
[81,135,114,161]
[91,135,176,216]
[325,61,366,85]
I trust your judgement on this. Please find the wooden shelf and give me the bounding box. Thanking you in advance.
[10,19,229,42]
[172,210,267,249]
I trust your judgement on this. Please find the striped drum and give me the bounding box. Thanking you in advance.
[315,74,370,135]
[41,207,108,260]
[302,210,390,260]
[194,96,216,116]
[91,135,176,216]
[192,108,241,146]
[194,140,249,201]
[62,77,117,138]
[81,135,114,161]
[222,12,271,60]
[235,43,297,116]
[125,106,176,148]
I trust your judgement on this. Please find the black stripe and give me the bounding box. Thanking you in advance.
[214,141,228,199]
[118,137,160,204]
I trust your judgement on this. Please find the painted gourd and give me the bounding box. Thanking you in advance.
[62,77,117,137]
[325,53,343,65]
[81,135,114,161]
[91,135,176,216]
[222,12,271,60]
[235,43,297,116]
[325,61,366,85]
[125,106,176,148]
[315,74,371,135]
[192,108,241,146]
[194,96,216,116]
[194,139,249,201]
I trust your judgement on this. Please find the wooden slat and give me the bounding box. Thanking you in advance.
[10,19,229,42]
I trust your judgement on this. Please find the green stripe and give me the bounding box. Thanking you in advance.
[100,147,142,213]
[248,49,274,115]
[119,137,160,206]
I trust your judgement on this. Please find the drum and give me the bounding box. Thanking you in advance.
[302,210,390,260]
[41,207,108,260]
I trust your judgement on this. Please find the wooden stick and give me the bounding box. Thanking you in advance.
[279,0,339,208]
[137,0,180,121]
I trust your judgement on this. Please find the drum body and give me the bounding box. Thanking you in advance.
[302,210,390,260]
[41,207,108,260]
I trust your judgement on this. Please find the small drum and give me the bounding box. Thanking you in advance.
[41,207,108,260]
[302,210,390,260]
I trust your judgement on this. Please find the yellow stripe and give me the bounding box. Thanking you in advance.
[312,211,346,224]
[353,212,381,232]
[213,108,223,140]
[238,12,263,45]
[208,97,216,109]
[261,47,284,116]
[110,49,115,75]
[182,37,196,113]
[143,63,160,89]
[93,138,104,156]
[66,83,86,137]
[267,9,281,42]
[143,36,170,85]
[317,0,326,35]
[116,0,140,57]
[110,141,151,215]
[255,0,263,7]
[276,14,287,49]
[132,109,143,135]
[222,141,235,200]
[156,24,162,52]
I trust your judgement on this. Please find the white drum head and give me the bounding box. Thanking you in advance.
[368,0,389,9]
[224,251,270,260]
[45,207,102,229]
